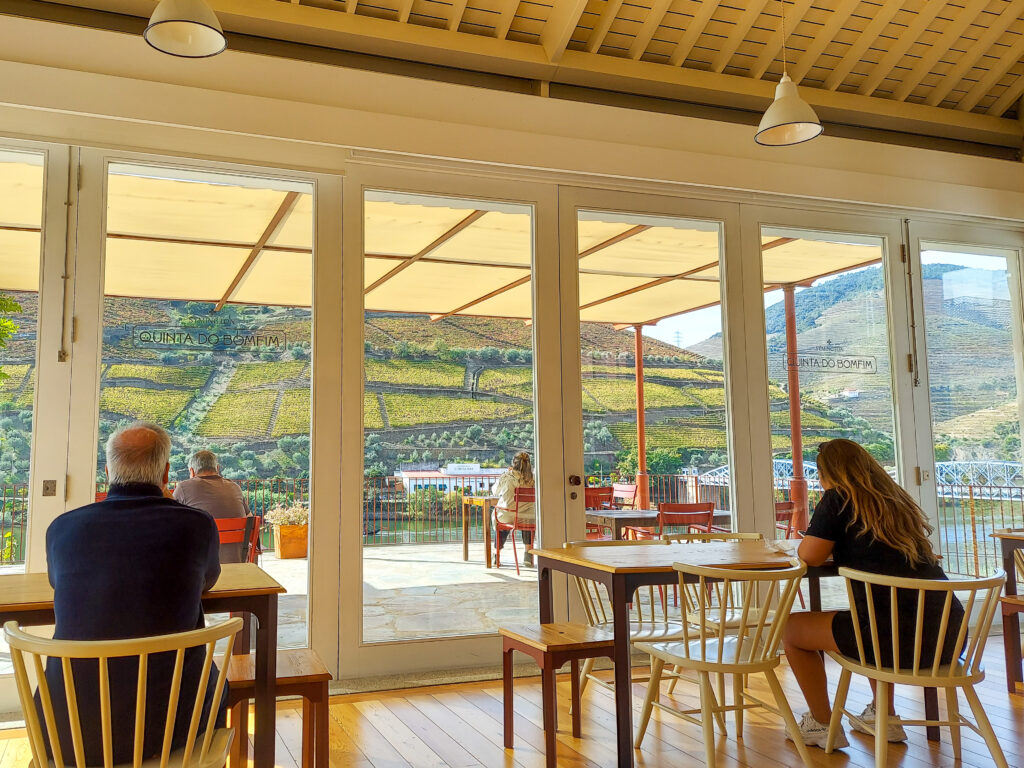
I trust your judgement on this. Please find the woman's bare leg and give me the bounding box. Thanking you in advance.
[783,611,841,723]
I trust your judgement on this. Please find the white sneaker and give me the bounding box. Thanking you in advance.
[848,702,908,742]
[788,711,849,750]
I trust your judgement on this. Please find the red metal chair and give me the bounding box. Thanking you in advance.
[610,483,638,510]
[774,501,797,538]
[216,516,263,563]
[495,487,536,576]
[657,502,714,535]
[584,487,614,539]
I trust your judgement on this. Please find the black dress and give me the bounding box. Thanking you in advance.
[806,489,965,667]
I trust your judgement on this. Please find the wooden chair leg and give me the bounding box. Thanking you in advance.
[511,530,521,576]
[230,700,248,768]
[698,671,717,768]
[826,668,851,754]
[874,681,890,768]
[541,660,557,768]
[963,684,1009,768]
[503,647,514,749]
[945,688,961,761]
[570,659,581,738]
[733,673,744,737]
[635,656,664,749]
[301,697,314,768]
[578,657,595,701]
[765,668,812,767]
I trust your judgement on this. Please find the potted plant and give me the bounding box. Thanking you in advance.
[266,503,309,559]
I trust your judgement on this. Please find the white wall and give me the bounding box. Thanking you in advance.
[0,15,1022,220]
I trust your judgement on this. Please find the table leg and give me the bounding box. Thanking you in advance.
[539,564,553,623]
[485,502,493,569]
[610,577,634,768]
[315,686,329,768]
[252,594,278,768]
[612,520,625,541]
[302,697,314,768]
[541,658,557,768]
[1003,606,1022,693]
[462,501,469,562]
[924,688,940,742]
[808,575,822,612]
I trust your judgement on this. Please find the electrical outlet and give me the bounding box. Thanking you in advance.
[42,479,57,497]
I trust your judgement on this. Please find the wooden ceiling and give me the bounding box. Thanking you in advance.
[30,0,1024,151]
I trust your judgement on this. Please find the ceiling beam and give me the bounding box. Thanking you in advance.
[493,0,520,40]
[956,32,1024,112]
[890,0,988,102]
[856,2,945,97]
[346,0,357,13]
[397,0,413,24]
[822,2,902,91]
[215,190,300,311]
[539,0,588,64]
[762,237,796,250]
[924,0,1024,107]
[431,273,531,321]
[711,0,771,73]
[988,75,1024,117]
[668,0,719,67]
[448,0,469,32]
[628,0,673,60]
[787,1,855,84]
[364,209,486,294]
[749,0,814,79]
[586,0,623,53]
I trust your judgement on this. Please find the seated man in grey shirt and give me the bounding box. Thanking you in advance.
[173,450,250,563]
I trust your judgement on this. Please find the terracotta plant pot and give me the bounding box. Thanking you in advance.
[273,523,309,559]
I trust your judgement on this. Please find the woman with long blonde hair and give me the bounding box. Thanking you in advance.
[783,439,964,749]
[491,452,536,565]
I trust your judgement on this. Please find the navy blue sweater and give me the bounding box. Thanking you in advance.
[43,483,222,764]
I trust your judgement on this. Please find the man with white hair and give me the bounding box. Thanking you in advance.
[43,421,221,764]
[174,449,250,563]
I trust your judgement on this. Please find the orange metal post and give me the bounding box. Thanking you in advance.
[784,285,809,531]
[634,325,649,510]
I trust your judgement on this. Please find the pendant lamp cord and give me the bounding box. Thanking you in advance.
[780,0,789,76]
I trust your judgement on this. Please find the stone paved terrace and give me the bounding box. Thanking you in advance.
[261,541,855,648]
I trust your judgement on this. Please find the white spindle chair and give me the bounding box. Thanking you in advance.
[633,558,811,768]
[5,616,242,768]
[823,567,1007,767]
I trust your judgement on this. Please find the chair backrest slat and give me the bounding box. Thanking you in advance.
[62,656,87,768]
[99,656,113,768]
[134,653,148,768]
[837,567,1004,679]
[5,617,242,768]
[160,648,186,768]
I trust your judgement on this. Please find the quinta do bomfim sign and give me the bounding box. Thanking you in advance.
[786,353,877,374]
[132,326,287,351]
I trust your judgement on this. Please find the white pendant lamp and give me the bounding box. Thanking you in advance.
[144,0,226,58]
[755,0,822,146]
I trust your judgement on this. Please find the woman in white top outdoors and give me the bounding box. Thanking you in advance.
[491,451,536,567]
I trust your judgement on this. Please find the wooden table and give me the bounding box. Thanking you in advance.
[533,541,792,768]
[584,509,734,540]
[0,563,284,768]
[992,529,1024,692]
[462,495,497,568]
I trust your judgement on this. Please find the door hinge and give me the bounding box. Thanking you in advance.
[900,243,907,263]
[64,475,70,501]
[907,353,914,372]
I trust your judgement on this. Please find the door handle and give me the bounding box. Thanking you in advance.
[568,475,582,486]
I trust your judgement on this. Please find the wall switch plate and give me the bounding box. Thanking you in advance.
[42,479,57,497]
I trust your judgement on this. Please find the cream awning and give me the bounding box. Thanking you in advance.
[0,164,884,324]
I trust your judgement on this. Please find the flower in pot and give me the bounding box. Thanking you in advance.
[265,503,310,559]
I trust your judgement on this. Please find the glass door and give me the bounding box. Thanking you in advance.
[907,222,1024,577]
[558,188,746,542]
[339,165,560,678]
[67,151,319,650]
